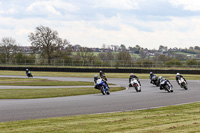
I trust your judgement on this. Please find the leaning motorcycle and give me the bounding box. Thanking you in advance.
[178,78,188,90]
[27,72,33,78]
[95,78,110,95]
[160,80,173,93]
[129,78,141,92]
[151,75,160,87]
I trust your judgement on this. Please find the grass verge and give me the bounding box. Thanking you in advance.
[0,102,200,132]
[0,77,93,86]
[0,87,125,99]
[1,70,200,80]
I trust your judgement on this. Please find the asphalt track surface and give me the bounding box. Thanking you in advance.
[0,75,200,122]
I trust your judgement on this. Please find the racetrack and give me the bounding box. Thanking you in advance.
[0,75,200,122]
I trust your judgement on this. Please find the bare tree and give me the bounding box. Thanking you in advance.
[0,37,18,64]
[76,47,95,65]
[116,51,132,66]
[28,25,69,64]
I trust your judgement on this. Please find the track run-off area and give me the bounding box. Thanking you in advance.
[0,75,200,122]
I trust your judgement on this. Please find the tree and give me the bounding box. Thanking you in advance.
[186,59,197,66]
[98,52,106,60]
[14,52,35,65]
[0,37,18,64]
[28,25,69,64]
[76,47,95,66]
[159,45,168,52]
[106,52,114,60]
[120,44,126,51]
[194,46,200,51]
[156,54,170,62]
[165,59,182,67]
[116,51,132,66]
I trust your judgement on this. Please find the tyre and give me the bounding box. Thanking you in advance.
[106,91,110,95]
[135,86,139,92]
[156,81,160,87]
[165,85,171,93]
[184,85,188,90]
[100,87,105,95]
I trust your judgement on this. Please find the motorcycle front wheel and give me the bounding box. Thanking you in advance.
[100,87,105,95]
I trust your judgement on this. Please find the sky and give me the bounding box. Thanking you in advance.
[1,0,200,49]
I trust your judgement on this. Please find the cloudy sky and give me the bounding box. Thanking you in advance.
[1,0,200,49]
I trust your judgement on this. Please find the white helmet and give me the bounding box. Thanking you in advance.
[159,76,163,80]
[176,73,180,76]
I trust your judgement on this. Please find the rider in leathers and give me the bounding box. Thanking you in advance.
[149,72,155,83]
[129,73,141,86]
[99,71,109,88]
[159,77,172,90]
[175,73,187,85]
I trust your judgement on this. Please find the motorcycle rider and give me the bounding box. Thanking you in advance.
[94,74,109,94]
[26,69,29,75]
[159,77,172,90]
[99,71,107,81]
[94,74,99,89]
[176,73,187,85]
[129,73,141,86]
[27,70,33,77]
[99,70,109,88]
[149,72,155,83]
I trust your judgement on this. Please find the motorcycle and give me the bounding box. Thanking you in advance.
[178,78,188,90]
[151,75,160,87]
[27,71,33,78]
[160,80,173,93]
[129,78,141,92]
[95,78,110,95]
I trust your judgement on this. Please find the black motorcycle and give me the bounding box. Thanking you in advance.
[27,71,33,78]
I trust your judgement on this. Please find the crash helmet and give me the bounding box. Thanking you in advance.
[176,73,180,76]
[150,72,153,75]
[130,73,134,76]
[26,69,28,71]
[94,74,98,80]
[159,76,163,80]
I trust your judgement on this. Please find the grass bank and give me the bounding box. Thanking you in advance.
[0,102,200,132]
[0,77,93,86]
[0,70,200,80]
[0,87,125,99]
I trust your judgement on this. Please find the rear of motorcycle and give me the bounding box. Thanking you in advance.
[27,73,33,77]
[180,78,188,90]
[161,80,173,93]
[133,82,141,92]
[164,84,173,93]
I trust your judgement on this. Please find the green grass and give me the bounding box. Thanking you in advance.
[0,102,200,132]
[0,87,125,99]
[0,70,200,80]
[0,77,93,86]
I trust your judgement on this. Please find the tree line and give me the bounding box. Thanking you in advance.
[0,25,200,68]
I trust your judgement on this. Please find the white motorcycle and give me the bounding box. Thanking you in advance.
[178,78,188,90]
[129,78,141,92]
